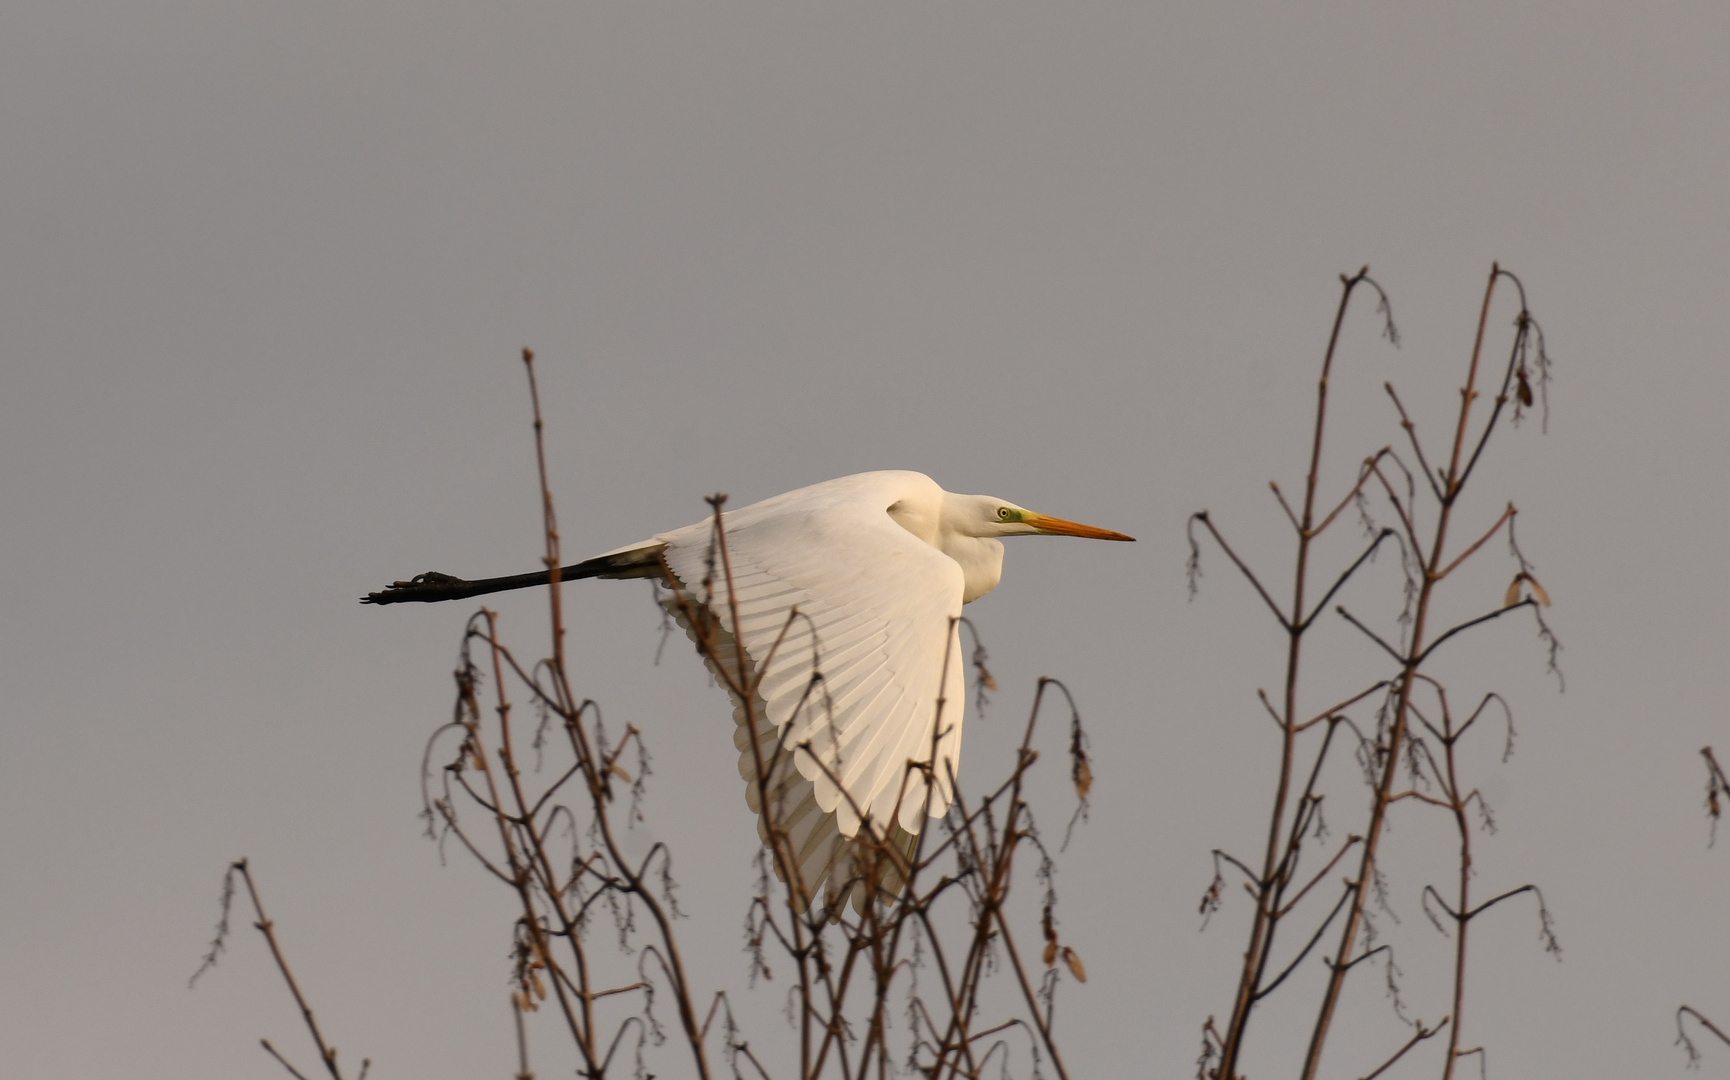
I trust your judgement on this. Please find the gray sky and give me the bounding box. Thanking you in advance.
[3,3,1727,1077]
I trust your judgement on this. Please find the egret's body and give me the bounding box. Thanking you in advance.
[367,470,1132,908]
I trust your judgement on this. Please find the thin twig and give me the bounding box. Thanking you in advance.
[1358,1019,1447,1080]
[232,860,352,1080]
[260,1039,315,1080]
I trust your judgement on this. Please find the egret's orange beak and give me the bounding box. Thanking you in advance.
[1023,513,1136,542]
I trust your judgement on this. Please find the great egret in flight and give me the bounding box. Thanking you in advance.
[366,471,1133,907]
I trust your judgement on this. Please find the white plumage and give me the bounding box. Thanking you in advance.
[367,469,1132,909]
[597,471,1133,908]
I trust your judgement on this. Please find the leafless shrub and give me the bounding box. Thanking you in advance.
[1187,265,1562,1079]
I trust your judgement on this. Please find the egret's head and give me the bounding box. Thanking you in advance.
[959,495,1135,542]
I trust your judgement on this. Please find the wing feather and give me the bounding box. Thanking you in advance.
[655,474,967,907]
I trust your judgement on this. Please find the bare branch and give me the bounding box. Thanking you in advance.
[1254,885,1356,1002]
[1383,384,1445,503]
[229,860,356,1080]
[1189,511,1293,630]
[1436,503,1516,581]
[1277,838,1363,919]
[1677,1006,1730,1068]
[1415,600,1537,667]
[1357,1018,1447,1080]
[1334,605,1405,664]
[1302,530,1396,630]
[260,1039,315,1080]
[1270,481,1303,534]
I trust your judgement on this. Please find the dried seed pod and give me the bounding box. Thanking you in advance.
[1528,575,1551,606]
[1062,947,1087,983]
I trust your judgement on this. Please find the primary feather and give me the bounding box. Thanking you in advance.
[646,473,967,908]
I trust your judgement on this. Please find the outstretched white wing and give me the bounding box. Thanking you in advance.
[655,475,967,905]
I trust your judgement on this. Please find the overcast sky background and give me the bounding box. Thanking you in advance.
[4,3,1729,1077]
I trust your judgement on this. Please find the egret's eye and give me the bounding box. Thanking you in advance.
[997,507,1013,521]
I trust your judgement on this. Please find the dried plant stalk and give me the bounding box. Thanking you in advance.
[190,859,371,1080]
[1190,266,1562,1080]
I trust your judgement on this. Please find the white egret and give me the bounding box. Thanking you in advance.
[366,471,1133,907]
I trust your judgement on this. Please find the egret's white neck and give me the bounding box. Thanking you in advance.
[936,492,1006,603]
[942,533,1005,603]
[885,483,1007,604]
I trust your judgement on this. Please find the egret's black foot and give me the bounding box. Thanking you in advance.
[361,571,467,605]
